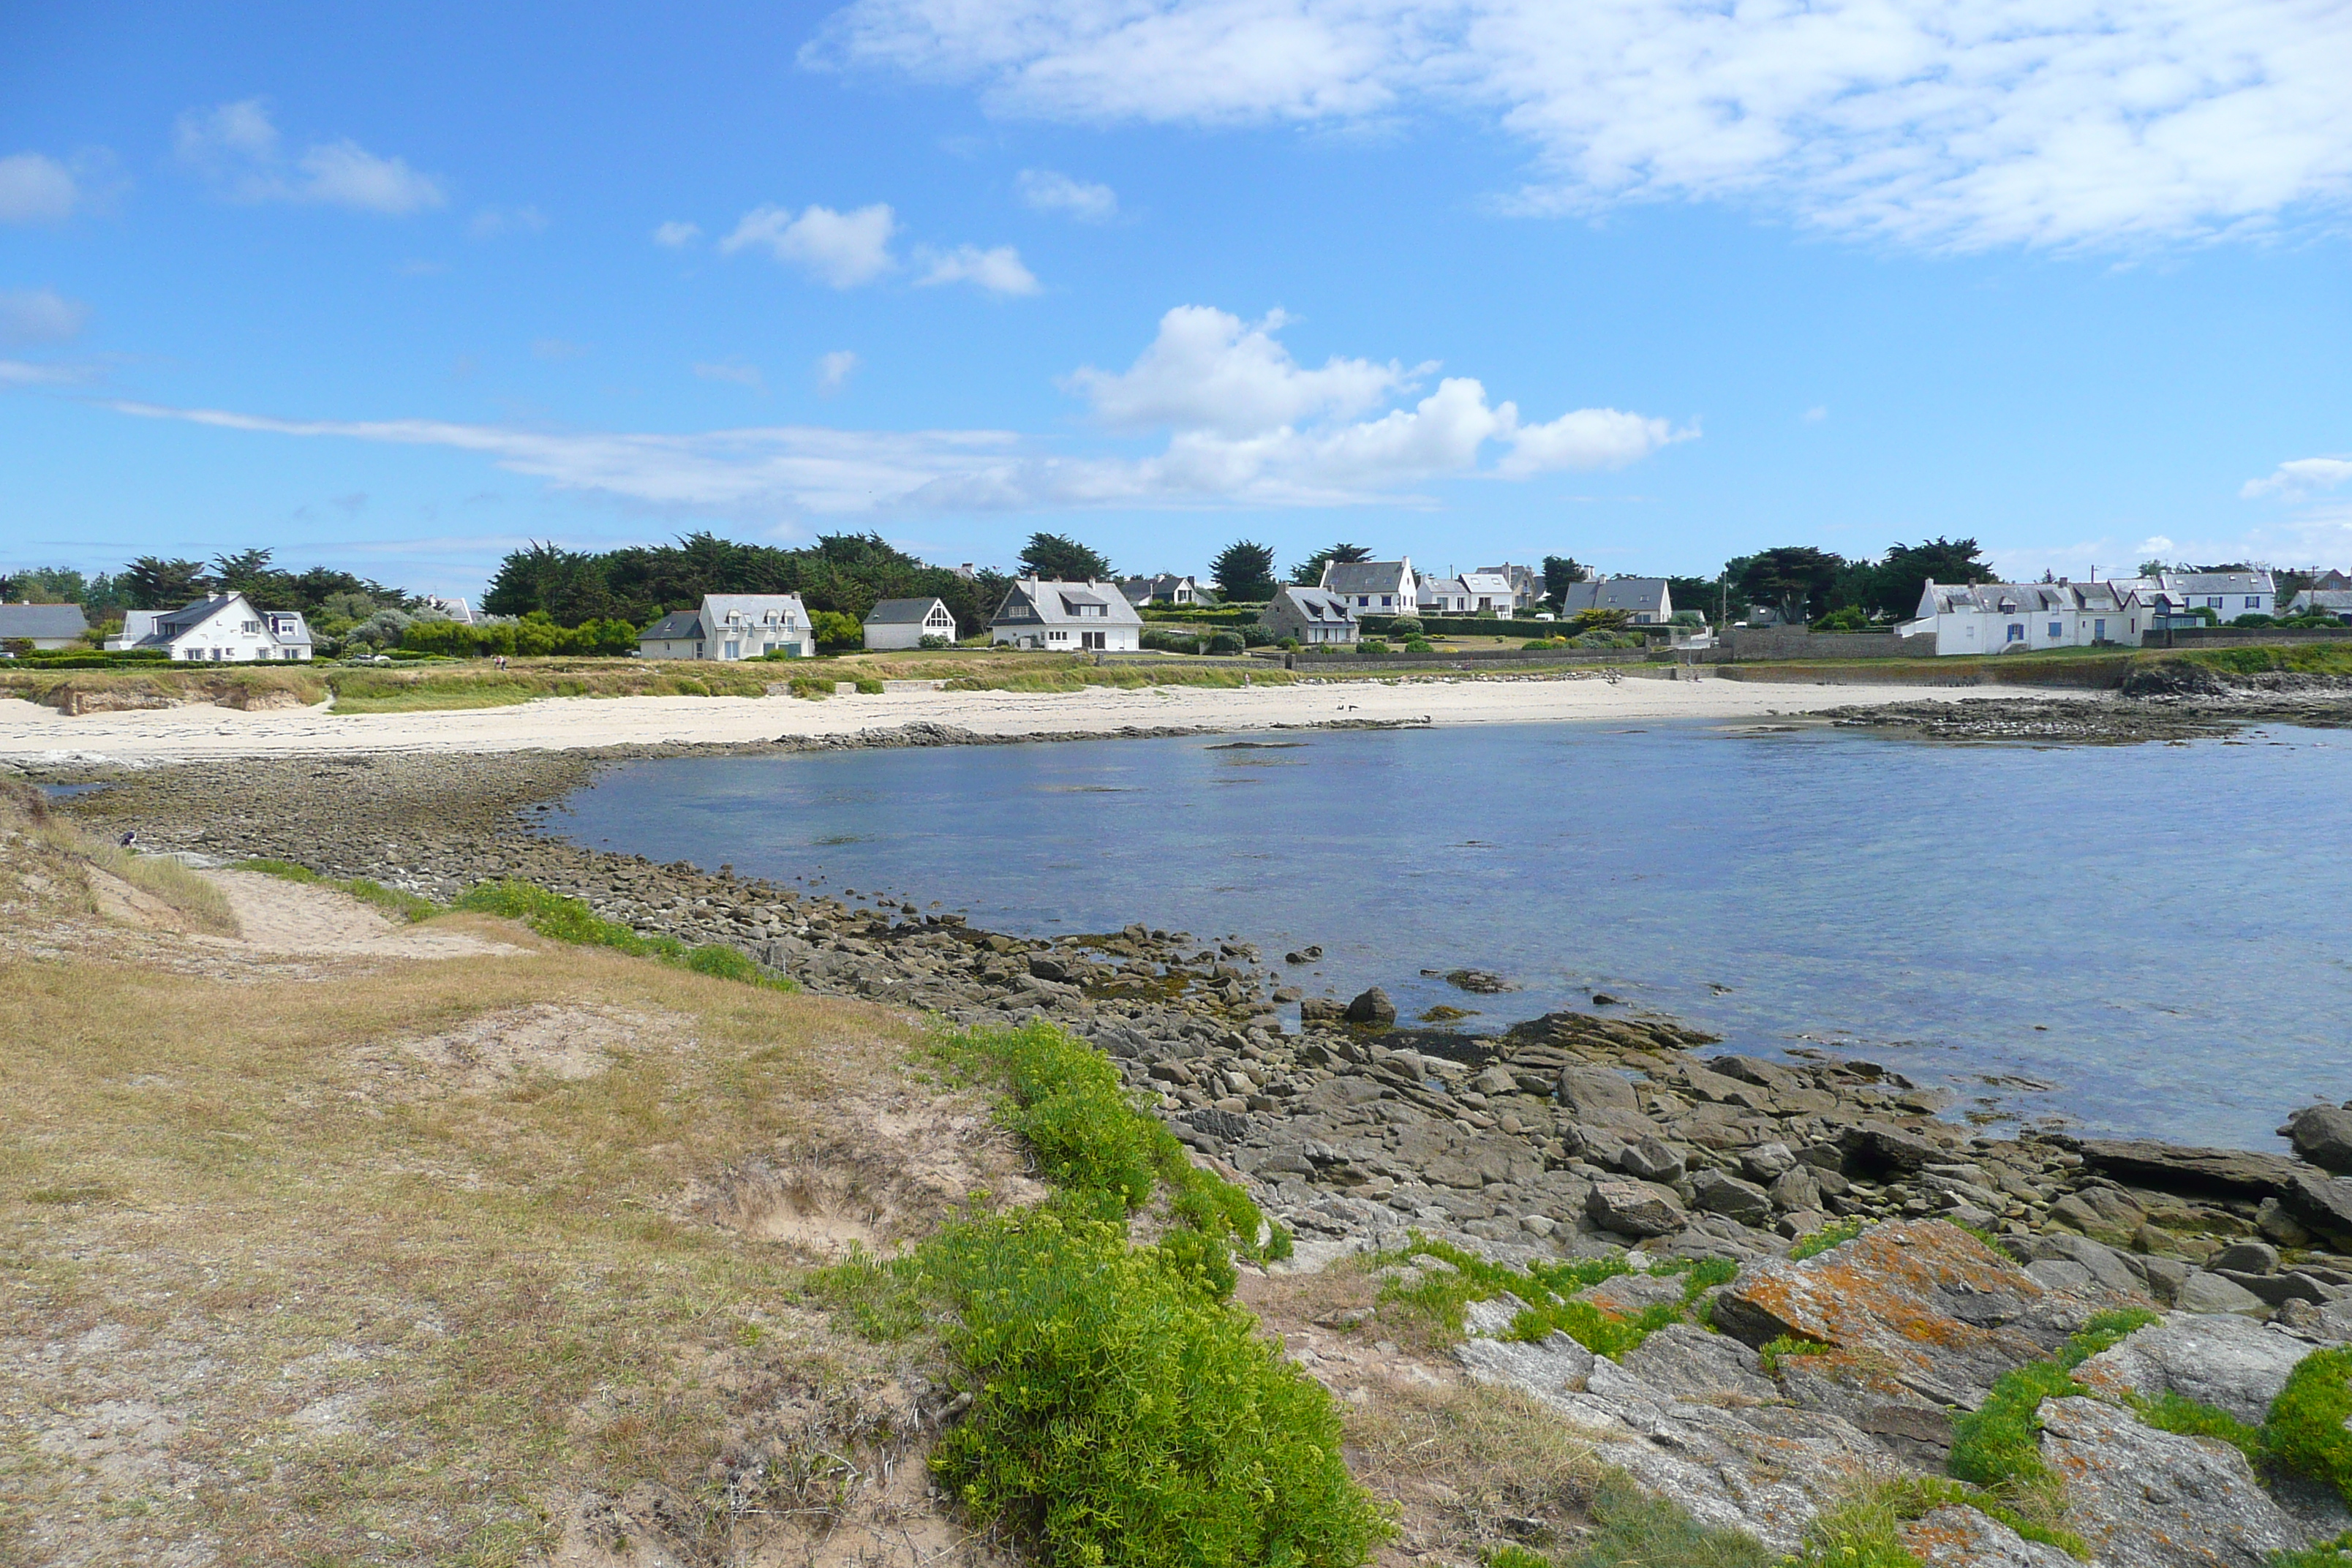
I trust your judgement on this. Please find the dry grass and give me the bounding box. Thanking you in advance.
[1342,1379,1607,1564]
[0,779,238,935]
[0,830,1034,1566]
[0,666,328,714]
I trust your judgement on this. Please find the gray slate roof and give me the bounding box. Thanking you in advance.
[864,597,949,625]
[1556,578,1671,615]
[992,579,1144,627]
[1270,587,1355,624]
[0,603,88,639]
[639,611,704,641]
[1322,559,1412,595]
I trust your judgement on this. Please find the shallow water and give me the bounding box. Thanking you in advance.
[550,720,2352,1149]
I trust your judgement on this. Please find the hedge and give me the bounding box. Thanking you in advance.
[399,615,639,657]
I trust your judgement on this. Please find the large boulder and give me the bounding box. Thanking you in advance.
[1556,1063,1640,1120]
[1689,1169,1774,1228]
[2291,1106,2352,1174]
[1902,1504,2076,1567]
[1839,1120,1942,1175]
[1711,1220,2089,1408]
[2173,1270,2269,1316]
[2073,1313,2316,1427]
[2038,1395,2307,1566]
[1586,1179,1688,1237]
[1343,987,1396,1026]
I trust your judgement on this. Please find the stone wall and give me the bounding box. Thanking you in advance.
[1715,627,1937,661]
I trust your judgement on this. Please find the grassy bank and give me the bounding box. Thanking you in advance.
[2176,644,2352,678]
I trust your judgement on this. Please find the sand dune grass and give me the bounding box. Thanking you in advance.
[0,889,996,1565]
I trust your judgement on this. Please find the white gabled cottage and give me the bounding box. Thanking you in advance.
[108,592,313,661]
[862,597,957,650]
[1913,581,2146,655]
[1320,558,1417,616]
[990,578,1142,652]
[636,594,815,660]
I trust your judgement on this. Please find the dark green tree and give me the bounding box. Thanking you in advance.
[1017,532,1112,581]
[1665,575,1727,625]
[1539,556,1588,607]
[1289,542,1371,587]
[122,557,211,609]
[1731,546,1847,625]
[0,566,86,603]
[210,548,304,609]
[1852,536,1992,619]
[1208,540,1279,603]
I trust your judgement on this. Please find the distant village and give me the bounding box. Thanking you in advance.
[4,538,2351,667]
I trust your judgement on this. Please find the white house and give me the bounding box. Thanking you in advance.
[636,593,815,660]
[422,595,475,624]
[0,603,90,650]
[862,596,957,650]
[1556,577,1674,625]
[990,578,1142,651]
[1262,586,1360,645]
[1321,558,1417,616]
[1458,571,1519,615]
[1416,574,1471,615]
[1479,563,1545,611]
[1912,581,2145,655]
[108,593,312,661]
[2101,570,2277,625]
[1117,573,1208,607]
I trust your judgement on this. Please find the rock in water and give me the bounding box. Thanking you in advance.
[2039,1395,2306,1565]
[1444,968,1515,993]
[1343,987,1396,1026]
[2291,1107,2352,1173]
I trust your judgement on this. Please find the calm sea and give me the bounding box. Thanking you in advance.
[548,720,2352,1150]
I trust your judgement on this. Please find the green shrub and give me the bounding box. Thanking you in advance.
[1358,639,1388,655]
[787,675,832,700]
[851,676,885,694]
[1206,630,1245,655]
[1790,1477,2081,1567]
[1387,615,1424,637]
[451,878,796,992]
[1403,638,1433,652]
[1561,1472,1776,1567]
[2266,1347,2352,1503]
[1760,1335,1833,1374]
[1370,1239,1732,1358]
[2274,1532,2352,1568]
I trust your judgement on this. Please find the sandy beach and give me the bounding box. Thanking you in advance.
[0,668,2075,764]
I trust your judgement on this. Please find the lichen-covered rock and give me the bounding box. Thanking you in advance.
[1615,1324,1778,1403]
[1901,1504,2076,1567]
[2037,1395,2307,1567]
[1575,1271,1686,1319]
[1710,1220,2088,1407]
[2073,1313,2316,1427]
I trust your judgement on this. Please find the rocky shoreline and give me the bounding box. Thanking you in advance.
[20,745,2352,1294]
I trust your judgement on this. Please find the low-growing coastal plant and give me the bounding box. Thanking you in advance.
[2131,1390,2265,1468]
[452,878,798,992]
[235,857,437,922]
[1788,1218,1866,1260]
[1371,1237,1735,1358]
[1947,1307,2156,1531]
[1790,1476,2084,1567]
[1758,1334,1833,1374]
[2265,1347,2352,1503]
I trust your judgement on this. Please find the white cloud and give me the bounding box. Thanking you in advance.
[0,153,80,223]
[2242,456,2352,500]
[1016,167,1117,222]
[0,288,89,345]
[807,0,2352,252]
[102,304,1684,513]
[696,360,768,391]
[0,359,95,387]
[720,203,899,287]
[469,205,548,238]
[1067,306,1412,436]
[652,219,702,247]
[817,350,859,393]
[2138,535,2176,555]
[175,99,445,215]
[915,242,1041,295]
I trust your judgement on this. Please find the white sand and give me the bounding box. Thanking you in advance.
[0,668,2072,765]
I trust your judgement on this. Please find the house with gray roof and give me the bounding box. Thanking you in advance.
[1261,587,1359,646]
[1479,563,1544,610]
[1117,573,1208,607]
[1319,557,1417,616]
[1416,573,1470,615]
[862,596,957,650]
[107,593,312,661]
[637,593,814,660]
[0,603,90,651]
[2285,589,2352,623]
[1556,577,1673,624]
[1913,581,2146,655]
[990,578,1142,652]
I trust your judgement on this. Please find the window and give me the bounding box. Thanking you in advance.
[2094,619,2106,638]
[1082,630,1106,649]
[2048,621,2063,639]
[2245,596,2261,608]
[1380,596,1392,607]
[2206,596,2223,608]
[2006,623,2024,642]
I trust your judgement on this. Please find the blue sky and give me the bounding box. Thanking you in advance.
[4,0,2348,599]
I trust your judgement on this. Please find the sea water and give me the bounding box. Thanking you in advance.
[549,720,2352,1149]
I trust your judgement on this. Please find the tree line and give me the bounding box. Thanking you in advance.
[0,551,416,621]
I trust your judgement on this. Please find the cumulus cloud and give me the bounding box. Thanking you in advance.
[806,0,2352,251]
[915,242,1041,295]
[652,219,701,247]
[176,99,444,215]
[1016,167,1117,222]
[0,153,80,224]
[2242,456,2352,500]
[101,304,1683,513]
[0,288,89,345]
[721,202,900,287]
[817,350,859,393]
